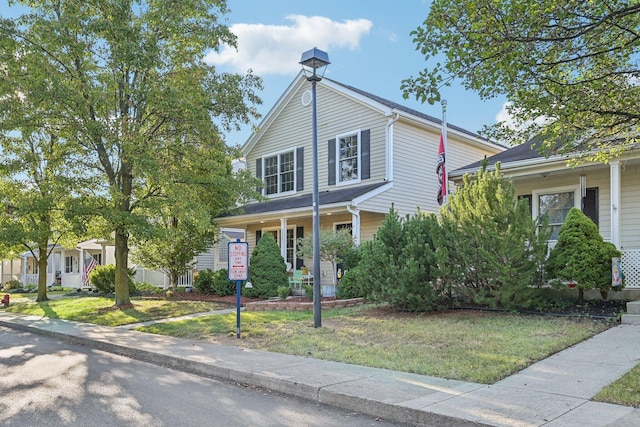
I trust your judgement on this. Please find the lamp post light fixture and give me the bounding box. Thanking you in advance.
[300,47,330,328]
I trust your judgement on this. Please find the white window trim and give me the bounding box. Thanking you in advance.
[261,147,297,197]
[532,185,580,242]
[335,129,361,186]
[261,225,299,265]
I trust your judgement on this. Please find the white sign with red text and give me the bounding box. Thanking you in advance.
[228,242,249,281]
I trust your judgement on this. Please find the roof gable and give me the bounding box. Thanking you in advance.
[242,72,503,156]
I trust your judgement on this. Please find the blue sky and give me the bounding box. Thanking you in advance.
[1,0,509,147]
[215,0,509,147]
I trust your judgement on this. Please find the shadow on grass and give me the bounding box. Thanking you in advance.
[37,302,60,319]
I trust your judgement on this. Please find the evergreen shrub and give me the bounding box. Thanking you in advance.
[243,233,288,299]
[194,269,235,295]
[436,165,549,309]
[546,207,622,304]
[90,265,136,295]
[336,265,365,299]
[357,207,442,311]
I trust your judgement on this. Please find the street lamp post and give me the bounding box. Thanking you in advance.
[300,47,330,328]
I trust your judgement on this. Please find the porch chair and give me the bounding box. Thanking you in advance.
[288,270,303,292]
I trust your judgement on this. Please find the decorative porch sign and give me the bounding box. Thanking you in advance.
[612,257,623,287]
[228,240,249,339]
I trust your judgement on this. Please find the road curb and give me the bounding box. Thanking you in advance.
[0,316,488,427]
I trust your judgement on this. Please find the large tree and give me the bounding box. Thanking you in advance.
[402,0,640,161]
[131,151,258,289]
[0,132,81,302]
[0,1,261,307]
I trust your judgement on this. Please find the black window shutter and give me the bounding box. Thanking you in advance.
[256,230,262,246]
[328,138,336,185]
[296,147,304,191]
[255,158,262,193]
[295,226,304,270]
[361,129,370,180]
[582,187,599,226]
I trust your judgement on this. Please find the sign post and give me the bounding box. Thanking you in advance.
[228,239,249,339]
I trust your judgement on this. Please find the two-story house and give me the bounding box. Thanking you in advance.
[216,72,504,289]
[451,138,640,295]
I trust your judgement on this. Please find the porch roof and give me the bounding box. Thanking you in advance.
[223,182,388,217]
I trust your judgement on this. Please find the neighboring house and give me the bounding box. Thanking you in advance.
[450,139,640,295]
[14,239,115,289]
[5,228,245,290]
[216,71,505,289]
[1,256,23,285]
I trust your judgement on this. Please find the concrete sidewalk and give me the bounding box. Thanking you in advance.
[1,311,639,426]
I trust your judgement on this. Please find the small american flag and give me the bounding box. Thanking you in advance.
[82,256,98,286]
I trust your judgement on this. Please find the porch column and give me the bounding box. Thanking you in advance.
[348,206,361,245]
[79,250,85,276]
[280,218,288,263]
[610,161,621,247]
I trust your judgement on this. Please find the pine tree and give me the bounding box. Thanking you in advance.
[244,234,288,299]
[546,208,621,305]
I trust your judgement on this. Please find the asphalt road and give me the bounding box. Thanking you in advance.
[0,326,408,427]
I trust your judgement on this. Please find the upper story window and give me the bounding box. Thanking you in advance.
[337,131,360,184]
[256,148,304,196]
[328,129,370,186]
[263,150,295,195]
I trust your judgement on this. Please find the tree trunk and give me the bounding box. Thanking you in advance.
[170,271,178,290]
[35,245,49,302]
[578,288,584,306]
[114,226,131,307]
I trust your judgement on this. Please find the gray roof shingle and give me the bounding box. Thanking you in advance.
[223,182,388,217]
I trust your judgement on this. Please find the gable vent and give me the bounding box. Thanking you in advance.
[301,90,312,107]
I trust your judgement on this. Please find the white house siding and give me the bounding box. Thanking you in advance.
[620,162,640,250]
[196,246,215,271]
[359,212,385,242]
[246,82,389,198]
[358,120,501,217]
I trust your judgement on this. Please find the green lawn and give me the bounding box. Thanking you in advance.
[3,294,227,326]
[594,363,640,408]
[138,305,611,384]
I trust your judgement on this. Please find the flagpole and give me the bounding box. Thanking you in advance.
[441,99,448,205]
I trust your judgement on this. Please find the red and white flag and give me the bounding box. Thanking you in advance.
[436,132,446,205]
[436,97,449,206]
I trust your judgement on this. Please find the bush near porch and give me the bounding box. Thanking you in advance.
[337,166,622,312]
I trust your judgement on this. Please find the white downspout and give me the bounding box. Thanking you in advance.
[280,218,288,263]
[385,113,400,182]
[347,205,361,246]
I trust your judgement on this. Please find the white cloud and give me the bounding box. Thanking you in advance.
[205,15,372,75]
[496,101,550,131]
